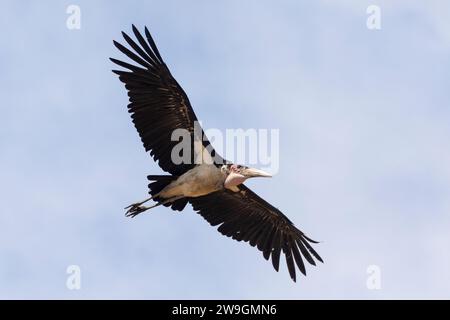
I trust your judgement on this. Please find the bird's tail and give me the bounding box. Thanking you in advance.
[147,175,189,211]
[147,175,175,197]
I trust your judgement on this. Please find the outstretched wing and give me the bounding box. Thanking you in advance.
[189,184,323,282]
[111,25,226,176]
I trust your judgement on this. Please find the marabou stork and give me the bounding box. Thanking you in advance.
[110,25,323,282]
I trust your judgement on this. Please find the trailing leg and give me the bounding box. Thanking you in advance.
[125,195,185,218]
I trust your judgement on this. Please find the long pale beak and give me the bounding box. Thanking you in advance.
[243,167,272,178]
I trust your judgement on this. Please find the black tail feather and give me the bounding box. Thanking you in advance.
[147,175,188,212]
[147,175,174,196]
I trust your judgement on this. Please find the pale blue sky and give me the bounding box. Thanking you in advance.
[1,1,449,299]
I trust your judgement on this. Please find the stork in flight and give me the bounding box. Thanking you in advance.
[110,25,323,282]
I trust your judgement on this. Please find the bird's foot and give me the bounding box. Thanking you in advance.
[125,203,149,218]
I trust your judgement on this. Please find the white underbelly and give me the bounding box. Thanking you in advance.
[159,165,225,198]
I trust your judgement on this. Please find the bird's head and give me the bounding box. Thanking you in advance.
[222,164,272,188]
